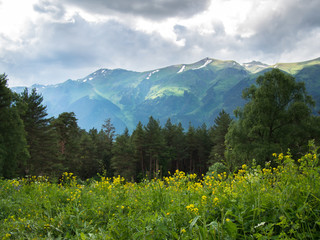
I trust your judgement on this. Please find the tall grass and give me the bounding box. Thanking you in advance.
[1,142,320,239]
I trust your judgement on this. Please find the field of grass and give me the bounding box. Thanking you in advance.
[1,142,320,239]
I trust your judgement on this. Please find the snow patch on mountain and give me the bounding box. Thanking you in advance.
[193,59,212,70]
[177,65,185,73]
[146,70,159,79]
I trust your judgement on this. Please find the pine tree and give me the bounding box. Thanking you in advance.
[111,128,136,181]
[51,112,80,174]
[195,123,211,175]
[144,116,165,178]
[0,74,29,178]
[186,124,197,173]
[208,110,232,165]
[15,88,57,175]
[75,130,100,179]
[132,121,146,178]
[101,118,115,174]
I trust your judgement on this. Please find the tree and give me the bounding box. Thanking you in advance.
[51,112,80,174]
[208,110,232,165]
[111,128,136,181]
[101,118,116,174]
[226,69,315,168]
[0,74,29,178]
[144,116,166,178]
[78,130,101,179]
[186,123,197,172]
[195,123,211,175]
[132,121,146,178]
[15,88,57,175]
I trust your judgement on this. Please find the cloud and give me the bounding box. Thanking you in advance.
[237,0,320,60]
[1,13,186,86]
[1,0,320,87]
[33,0,66,20]
[63,0,211,20]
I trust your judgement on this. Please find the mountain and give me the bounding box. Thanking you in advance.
[12,57,320,133]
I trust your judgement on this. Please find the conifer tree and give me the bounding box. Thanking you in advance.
[208,110,232,165]
[0,74,29,178]
[15,88,57,175]
[111,128,136,181]
[51,112,80,173]
[195,123,211,175]
[132,121,146,178]
[144,116,165,178]
[186,123,197,172]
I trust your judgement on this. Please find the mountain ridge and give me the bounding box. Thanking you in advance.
[12,57,320,133]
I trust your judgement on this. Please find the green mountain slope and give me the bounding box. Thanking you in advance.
[11,57,320,132]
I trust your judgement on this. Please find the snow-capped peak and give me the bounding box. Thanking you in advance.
[193,59,212,70]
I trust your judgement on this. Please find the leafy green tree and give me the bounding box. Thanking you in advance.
[208,110,232,165]
[15,88,57,175]
[111,128,136,181]
[226,69,315,168]
[0,74,29,178]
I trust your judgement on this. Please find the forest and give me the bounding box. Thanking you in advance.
[1,68,320,181]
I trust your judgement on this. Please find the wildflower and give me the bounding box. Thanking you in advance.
[201,195,207,202]
[181,228,186,233]
[226,218,230,222]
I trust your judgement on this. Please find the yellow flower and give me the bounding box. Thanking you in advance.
[181,228,186,233]
[226,218,230,222]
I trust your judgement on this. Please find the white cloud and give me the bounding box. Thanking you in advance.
[0,0,320,87]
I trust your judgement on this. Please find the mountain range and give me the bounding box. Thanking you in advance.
[12,57,320,133]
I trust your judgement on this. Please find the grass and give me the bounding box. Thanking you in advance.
[1,142,320,239]
[273,57,320,75]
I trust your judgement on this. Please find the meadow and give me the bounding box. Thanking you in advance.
[1,143,320,239]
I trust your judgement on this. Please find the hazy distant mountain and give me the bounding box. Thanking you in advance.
[12,57,320,133]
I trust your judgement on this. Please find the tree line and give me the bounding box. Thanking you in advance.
[1,69,320,180]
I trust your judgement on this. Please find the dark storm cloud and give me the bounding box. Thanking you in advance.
[240,0,320,56]
[63,0,211,20]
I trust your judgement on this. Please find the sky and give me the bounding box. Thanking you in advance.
[0,0,320,87]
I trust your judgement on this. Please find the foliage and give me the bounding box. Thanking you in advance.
[1,141,320,239]
[206,162,229,179]
[226,69,316,168]
[14,88,57,176]
[0,74,29,178]
[208,110,232,166]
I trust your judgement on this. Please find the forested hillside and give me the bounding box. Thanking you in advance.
[1,69,320,180]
